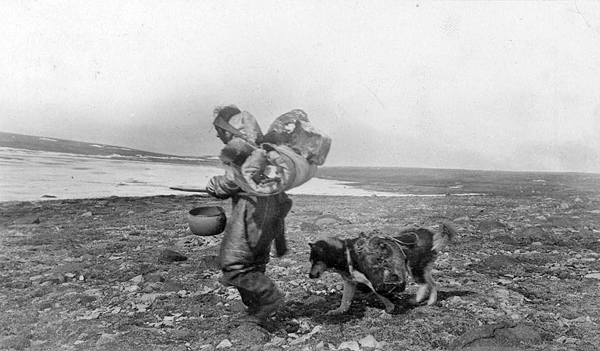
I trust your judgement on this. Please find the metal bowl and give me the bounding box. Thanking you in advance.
[187,206,227,236]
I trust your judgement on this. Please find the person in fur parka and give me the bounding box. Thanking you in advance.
[206,105,292,326]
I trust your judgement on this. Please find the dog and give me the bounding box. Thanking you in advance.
[308,223,455,314]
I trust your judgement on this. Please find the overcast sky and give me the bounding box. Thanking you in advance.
[2,1,600,173]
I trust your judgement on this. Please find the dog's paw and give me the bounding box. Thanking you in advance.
[426,299,438,306]
[409,297,423,306]
[384,305,396,314]
[325,308,348,315]
[410,297,437,306]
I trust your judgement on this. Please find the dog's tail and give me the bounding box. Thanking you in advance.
[431,222,456,253]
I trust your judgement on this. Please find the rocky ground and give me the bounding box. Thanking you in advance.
[1,188,600,350]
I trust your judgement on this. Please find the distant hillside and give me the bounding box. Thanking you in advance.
[0,131,220,166]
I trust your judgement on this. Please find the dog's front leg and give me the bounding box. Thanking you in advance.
[412,270,438,305]
[327,279,357,315]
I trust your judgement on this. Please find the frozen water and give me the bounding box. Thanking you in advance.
[0,147,479,202]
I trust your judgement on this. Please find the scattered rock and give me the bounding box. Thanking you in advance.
[81,211,93,217]
[140,293,160,303]
[359,334,380,348]
[450,321,541,350]
[478,220,506,231]
[492,235,518,246]
[0,335,31,350]
[228,323,269,344]
[80,254,94,261]
[448,296,463,304]
[162,281,185,292]
[215,339,232,349]
[170,328,195,340]
[479,255,519,269]
[159,249,188,263]
[130,274,144,284]
[228,300,246,312]
[555,336,580,344]
[277,258,297,267]
[13,215,40,225]
[300,222,320,232]
[145,273,166,283]
[266,336,286,347]
[338,340,360,350]
[176,235,220,249]
[314,214,343,226]
[96,333,117,346]
[584,273,600,280]
[518,226,546,240]
[303,295,326,306]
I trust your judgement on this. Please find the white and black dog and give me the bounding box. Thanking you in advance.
[309,223,455,314]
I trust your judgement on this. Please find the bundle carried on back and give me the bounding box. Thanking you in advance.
[218,109,331,196]
[351,230,409,295]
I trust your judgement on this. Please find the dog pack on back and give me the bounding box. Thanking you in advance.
[351,230,410,295]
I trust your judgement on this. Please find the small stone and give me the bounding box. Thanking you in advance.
[14,215,41,224]
[216,339,232,349]
[338,340,360,351]
[140,293,159,303]
[145,273,165,283]
[81,211,93,217]
[130,275,144,284]
[96,333,116,346]
[304,295,326,306]
[267,336,286,347]
[449,296,463,304]
[480,255,519,269]
[359,335,380,348]
[171,329,194,340]
[498,278,513,285]
[531,242,543,246]
[478,220,506,231]
[300,222,321,232]
[228,300,246,312]
[314,215,343,226]
[159,249,188,263]
[584,273,600,280]
[492,235,518,246]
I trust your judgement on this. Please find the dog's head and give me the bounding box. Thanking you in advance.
[308,238,345,279]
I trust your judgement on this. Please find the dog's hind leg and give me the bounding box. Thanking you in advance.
[424,269,438,305]
[412,262,438,305]
[327,279,357,315]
